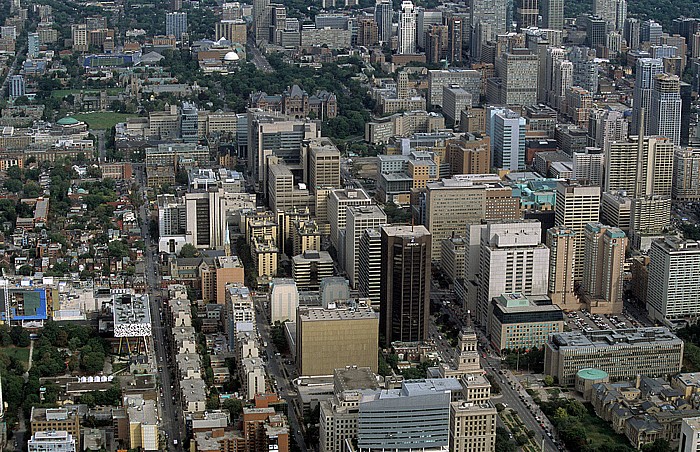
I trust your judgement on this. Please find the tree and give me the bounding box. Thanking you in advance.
[222,398,243,419]
[543,375,555,386]
[17,265,33,276]
[107,240,129,259]
[179,243,199,258]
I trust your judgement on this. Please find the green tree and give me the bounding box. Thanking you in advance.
[543,375,555,386]
[107,240,129,259]
[17,264,34,276]
[179,243,199,258]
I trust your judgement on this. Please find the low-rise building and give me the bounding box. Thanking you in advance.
[488,293,564,351]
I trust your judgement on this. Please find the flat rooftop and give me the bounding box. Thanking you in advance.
[550,327,682,349]
[299,306,378,322]
[334,366,379,392]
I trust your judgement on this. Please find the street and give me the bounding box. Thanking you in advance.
[136,167,184,452]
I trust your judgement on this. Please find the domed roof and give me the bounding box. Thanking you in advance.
[57,116,80,125]
[224,51,239,61]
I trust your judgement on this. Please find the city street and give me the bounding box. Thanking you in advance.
[136,168,184,452]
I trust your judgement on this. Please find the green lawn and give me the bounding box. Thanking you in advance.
[51,88,122,99]
[72,112,134,129]
[0,346,30,368]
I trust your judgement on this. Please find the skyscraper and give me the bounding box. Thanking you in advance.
[555,181,601,281]
[166,11,188,40]
[546,227,579,310]
[358,228,383,306]
[398,1,417,54]
[649,73,682,146]
[344,206,387,287]
[468,0,508,61]
[488,107,526,171]
[516,0,538,30]
[380,225,431,345]
[447,16,463,64]
[475,220,550,325]
[582,222,627,314]
[8,75,24,98]
[647,237,700,322]
[496,49,539,107]
[254,0,272,43]
[541,0,564,30]
[27,32,39,58]
[416,8,442,49]
[375,0,393,44]
[631,58,663,134]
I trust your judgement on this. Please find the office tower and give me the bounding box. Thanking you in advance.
[546,227,579,310]
[166,12,188,40]
[544,327,683,386]
[488,107,526,171]
[247,110,321,188]
[573,148,605,186]
[398,1,417,54]
[358,228,382,305]
[468,0,507,61]
[28,431,77,452]
[254,0,272,43]
[605,135,674,196]
[267,164,311,213]
[569,46,599,94]
[427,69,482,107]
[542,46,565,105]
[587,108,628,150]
[380,225,431,345]
[541,0,563,30]
[673,148,700,201]
[681,82,692,146]
[158,194,187,237]
[425,174,519,259]
[447,16,463,64]
[631,58,663,134]
[27,32,39,58]
[582,222,627,314]
[375,0,393,43]
[327,188,372,252]
[649,73,682,146]
[450,401,497,452]
[475,220,550,325]
[442,85,472,125]
[180,102,198,143]
[215,19,247,43]
[296,302,379,376]
[496,49,539,107]
[641,20,663,45]
[551,60,573,110]
[516,0,538,30]
[8,75,24,98]
[555,181,601,281]
[426,24,448,63]
[345,206,387,287]
[305,138,340,191]
[615,0,627,31]
[647,238,700,322]
[593,0,625,31]
[585,15,608,49]
[624,18,641,49]
[70,24,88,52]
[416,8,442,49]
[446,135,491,175]
[357,17,379,47]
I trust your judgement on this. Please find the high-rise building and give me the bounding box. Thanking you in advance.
[327,188,372,252]
[605,135,674,197]
[254,0,272,43]
[166,12,188,40]
[357,16,379,47]
[8,74,24,98]
[344,206,387,287]
[573,148,605,187]
[447,16,463,64]
[425,174,519,259]
[71,24,88,52]
[380,225,431,345]
[305,138,341,191]
[468,0,507,61]
[569,46,599,94]
[398,1,417,54]
[296,302,379,376]
[540,0,564,30]
[428,69,482,107]
[593,0,625,31]
[269,278,299,323]
[446,135,491,175]
[416,8,442,49]
[649,73,682,146]
[358,228,383,306]
[495,49,539,107]
[488,107,526,171]
[475,220,550,325]
[449,401,497,452]
[425,24,448,64]
[555,181,601,281]
[516,0,538,30]
[180,102,198,143]
[647,237,700,322]
[442,85,472,125]
[641,19,663,45]
[673,148,700,201]
[625,18,641,49]
[582,222,627,314]
[632,58,664,133]
[588,108,628,150]
[215,19,247,43]
[546,227,579,310]
[374,0,393,43]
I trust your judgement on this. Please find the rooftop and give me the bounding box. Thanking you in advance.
[334,366,380,392]
[550,327,682,349]
[298,305,378,322]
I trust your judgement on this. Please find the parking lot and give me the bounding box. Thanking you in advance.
[566,309,644,332]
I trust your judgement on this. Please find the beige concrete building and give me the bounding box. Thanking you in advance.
[582,222,627,314]
[215,19,247,43]
[446,135,491,175]
[292,219,323,256]
[440,236,466,283]
[544,327,683,386]
[327,188,372,250]
[555,180,601,281]
[31,407,82,451]
[305,138,341,191]
[252,236,278,277]
[449,401,497,452]
[267,163,311,213]
[425,174,519,260]
[546,226,579,310]
[673,148,700,200]
[296,301,379,376]
[344,205,387,288]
